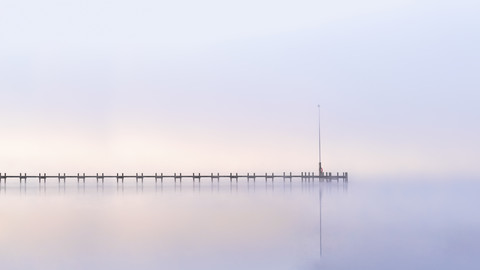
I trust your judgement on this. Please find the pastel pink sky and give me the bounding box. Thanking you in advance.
[1,0,479,178]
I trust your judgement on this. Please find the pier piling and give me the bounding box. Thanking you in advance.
[0,171,349,185]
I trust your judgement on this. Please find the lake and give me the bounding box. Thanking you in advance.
[0,177,478,269]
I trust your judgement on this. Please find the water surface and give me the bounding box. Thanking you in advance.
[0,178,478,269]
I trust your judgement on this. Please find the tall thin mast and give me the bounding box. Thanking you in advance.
[318,105,323,176]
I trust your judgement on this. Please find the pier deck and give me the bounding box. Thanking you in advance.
[0,172,348,183]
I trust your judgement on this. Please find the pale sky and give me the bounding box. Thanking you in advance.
[1,0,479,178]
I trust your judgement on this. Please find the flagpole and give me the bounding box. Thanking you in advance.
[318,105,322,177]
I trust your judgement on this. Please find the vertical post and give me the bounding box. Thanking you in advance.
[318,104,323,177]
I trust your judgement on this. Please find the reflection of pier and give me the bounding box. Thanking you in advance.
[0,173,348,196]
[0,172,348,184]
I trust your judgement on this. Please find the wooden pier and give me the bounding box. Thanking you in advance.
[0,172,348,184]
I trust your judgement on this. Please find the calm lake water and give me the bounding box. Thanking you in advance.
[0,178,478,270]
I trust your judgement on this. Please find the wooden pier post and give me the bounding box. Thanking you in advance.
[56,173,65,183]
[20,173,27,184]
[135,173,143,183]
[37,173,46,183]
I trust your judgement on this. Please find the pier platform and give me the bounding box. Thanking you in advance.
[0,172,348,183]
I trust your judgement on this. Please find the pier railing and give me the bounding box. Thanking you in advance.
[0,172,348,183]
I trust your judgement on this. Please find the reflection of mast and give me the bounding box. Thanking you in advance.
[319,188,322,256]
